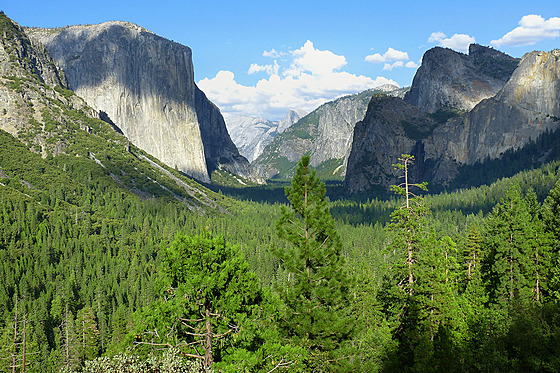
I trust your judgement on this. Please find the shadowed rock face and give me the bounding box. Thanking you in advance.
[404,44,520,113]
[345,48,560,194]
[253,85,406,180]
[0,15,67,88]
[425,49,560,183]
[0,13,96,156]
[343,96,438,194]
[26,22,257,183]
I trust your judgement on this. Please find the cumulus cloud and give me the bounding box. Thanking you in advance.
[405,61,419,68]
[365,47,409,63]
[198,41,398,119]
[491,15,560,47]
[428,32,476,53]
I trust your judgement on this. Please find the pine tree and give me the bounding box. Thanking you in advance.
[542,178,560,299]
[387,154,429,296]
[135,232,263,372]
[274,155,354,371]
[75,306,99,363]
[482,183,552,305]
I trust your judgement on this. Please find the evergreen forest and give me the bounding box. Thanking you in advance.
[1,122,560,372]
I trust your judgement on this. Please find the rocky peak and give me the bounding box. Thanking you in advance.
[345,47,560,195]
[404,44,519,113]
[495,49,560,117]
[0,12,66,87]
[253,87,402,180]
[343,95,438,194]
[278,109,307,133]
[225,109,305,163]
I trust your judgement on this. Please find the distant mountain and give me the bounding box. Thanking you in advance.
[0,12,229,211]
[25,21,260,184]
[344,46,560,195]
[252,85,409,180]
[225,109,306,162]
[404,44,520,113]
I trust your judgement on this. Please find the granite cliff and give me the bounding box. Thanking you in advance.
[404,44,519,113]
[225,109,305,162]
[253,85,408,180]
[0,13,228,210]
[345,47,560,194]
[26,21,257,183]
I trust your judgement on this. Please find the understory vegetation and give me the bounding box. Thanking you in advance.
[1,129,560,372]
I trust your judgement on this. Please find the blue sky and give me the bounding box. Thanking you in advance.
[3,0,560,120]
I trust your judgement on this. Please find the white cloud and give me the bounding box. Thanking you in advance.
[491,15,560,47]
[263,48,283,58]
[248,60,280,75]
[383,61,404,71]
[405,61,419,68]
[365,47,409,63]
[198,41,399,119]
[428,32,446,44]
[285,40,347,76]
[428,32,476,53]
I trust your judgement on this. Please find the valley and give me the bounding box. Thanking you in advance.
[1,10,560,373]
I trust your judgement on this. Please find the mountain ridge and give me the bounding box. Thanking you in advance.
[344,46,560,194]
[252,85,409,180]
[225,109,306,162]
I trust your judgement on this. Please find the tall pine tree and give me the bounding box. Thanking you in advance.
[274,155,354,371]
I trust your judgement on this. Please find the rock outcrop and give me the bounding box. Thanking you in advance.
[425,49,560,183]
[0,12,95,155]
[404,44,519,113]
[26,21,257,183]
[345,47,560,194]
[253,85,407,179]
[343,96,439,194]
[225,109,305,162]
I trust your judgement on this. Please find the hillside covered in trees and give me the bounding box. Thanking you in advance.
[2,119,560,371]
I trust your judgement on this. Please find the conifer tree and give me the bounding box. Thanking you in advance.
[135,232,263,372]
[274,155,354,370]
[482,183,552,304]
[385,155,429,304]
[542,179,560,299]
[76,306,100,363]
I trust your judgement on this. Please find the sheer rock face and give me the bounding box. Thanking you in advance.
[343,96,437,194]
[425,49,560,183]
[194,86,261,181]
[345,48,560,194]
[225,109,305,163]
[253,86,405,179]
[404,44,519,113]
[26,22,256,183]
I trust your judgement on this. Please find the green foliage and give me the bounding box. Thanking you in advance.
[53,85,74,99]
[274,155,354,371]
[482,183,554,305]
[134,232,263,371]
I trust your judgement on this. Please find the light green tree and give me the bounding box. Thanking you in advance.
[134,232,263,372]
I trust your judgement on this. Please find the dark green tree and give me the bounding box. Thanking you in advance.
[274,155,354,371]
[542,178,560,300]
[483,183,553,305]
